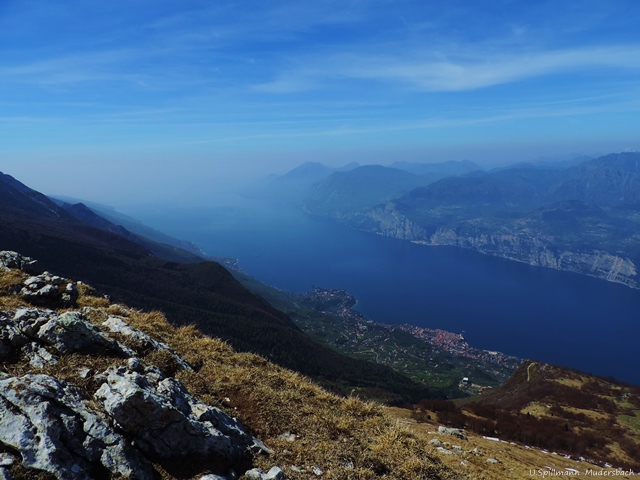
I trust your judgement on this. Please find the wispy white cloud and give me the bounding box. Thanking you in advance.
[256,44,640,92]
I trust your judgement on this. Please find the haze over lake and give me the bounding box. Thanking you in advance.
[130,194,640,385]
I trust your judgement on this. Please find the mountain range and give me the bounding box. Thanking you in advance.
[253,153,640,288]
[1,168,639,478]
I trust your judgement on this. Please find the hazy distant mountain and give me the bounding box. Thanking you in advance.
[245,161,360,201]
[314,152,640,288]
[51,195,210,259]
[491,154,594,172]
[389,159,482,178]
[304,165,432,215]
[59,202,140,241]
[549,152,640,206]
[250,160,479,208]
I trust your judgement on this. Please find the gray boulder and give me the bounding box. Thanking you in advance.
[102,316,192,370]
[36,311,135,357]
[95,365,270,462]
[22,342,59,368]
[0,374,154,480]
[19,273,78,308]
[0,251,38,274]
[438,425,468,440]
[243,467,286,480]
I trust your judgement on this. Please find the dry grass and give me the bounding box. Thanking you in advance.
[391,408,633,480]
[519,402,549,418]
[552,377,584,388]
[119,312,460,480]
[4,273,633,479]
[0,269,29,310]
[2,278,461,480]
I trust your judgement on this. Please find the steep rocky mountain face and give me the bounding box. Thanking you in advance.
[0,172,431,403]
[330,153,640,288]
[0,172,77,221]
[549,152,640,206]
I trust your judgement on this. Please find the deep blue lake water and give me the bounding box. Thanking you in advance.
[129,195,640,385]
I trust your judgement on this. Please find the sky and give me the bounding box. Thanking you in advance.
[1,0,640,206]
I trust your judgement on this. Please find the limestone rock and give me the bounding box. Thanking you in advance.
[95,365,269,462]
[0,251,38,274]
[102,316,192,370]
[19,273,78,308]
[437,447,456,456]
[22,342,59,368]
[243,467,285,480]
[277,432,296,442]
[0,453,15,466]
[438,425,468,440]
[36,311,135,357]
[0,374,154,480]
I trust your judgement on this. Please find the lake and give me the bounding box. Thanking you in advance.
[128,195,640,385]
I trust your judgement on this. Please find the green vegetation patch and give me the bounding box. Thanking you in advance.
[618,410,640,434]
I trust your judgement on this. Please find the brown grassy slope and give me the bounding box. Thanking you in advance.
[390,408,632,480]
[0,269,459,480]
[2,270,630,480]
[411,360,640,471]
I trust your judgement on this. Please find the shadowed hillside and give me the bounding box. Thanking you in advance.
[0,172,433,402]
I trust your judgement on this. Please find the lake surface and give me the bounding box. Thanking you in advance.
[129,195,640,385]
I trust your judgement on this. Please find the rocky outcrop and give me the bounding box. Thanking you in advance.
[0,251,39,274]
[0,260,280,480]
[94,365,269,462]
[0,308,134,360]
[430,229,638,288]
[101,315,192,371]
[20,272,79,308]
[437,426,468,441]
[243,467,286,480]
[0,374,154,480]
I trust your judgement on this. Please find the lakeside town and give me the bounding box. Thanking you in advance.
[294,287,522,389]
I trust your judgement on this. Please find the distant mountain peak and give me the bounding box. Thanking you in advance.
[388,160,482,177]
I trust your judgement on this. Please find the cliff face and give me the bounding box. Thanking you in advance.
[429,229,638,288]
[350,203,429,241]
[349,205,639,288]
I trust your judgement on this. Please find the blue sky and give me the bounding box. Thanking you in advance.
[1,0,640,205]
